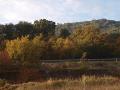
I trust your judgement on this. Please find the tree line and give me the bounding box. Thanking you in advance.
[0,19,120,64]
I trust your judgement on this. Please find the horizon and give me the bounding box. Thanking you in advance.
[0,0,120,24]
[0,18,119,25]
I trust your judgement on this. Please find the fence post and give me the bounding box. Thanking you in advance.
[116,58,118,62]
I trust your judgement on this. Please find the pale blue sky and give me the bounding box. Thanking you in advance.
[0,0,120,24]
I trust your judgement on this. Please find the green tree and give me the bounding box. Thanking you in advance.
[59,28,70,38]
[34,19,56,37]
[15,21,34,37]
[4,24,17,39]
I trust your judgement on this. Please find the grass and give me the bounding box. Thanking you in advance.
[1,61,120,90]
[40,61,120,77]
[41,61,120,70]
[1,76,120,90]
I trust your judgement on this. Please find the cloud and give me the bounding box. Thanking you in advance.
[0,0,120,24]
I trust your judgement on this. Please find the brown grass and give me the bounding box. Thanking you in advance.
[1,76,120,90]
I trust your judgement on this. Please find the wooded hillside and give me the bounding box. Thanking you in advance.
[0,19,120,64]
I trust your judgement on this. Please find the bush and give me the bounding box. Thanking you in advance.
[0,79,7,87]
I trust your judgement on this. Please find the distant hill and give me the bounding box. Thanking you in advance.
[56,19,120,34]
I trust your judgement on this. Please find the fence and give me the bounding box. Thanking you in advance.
[39,58,120,63]
[0,58,120,73]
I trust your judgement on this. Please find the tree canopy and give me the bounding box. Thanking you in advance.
[0,19,120,64]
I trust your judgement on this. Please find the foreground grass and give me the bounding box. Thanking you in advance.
[1,76,120,90]
[0,61,120,90]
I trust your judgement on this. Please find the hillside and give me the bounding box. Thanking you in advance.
[1,19,120,62]
[56,19,120,34]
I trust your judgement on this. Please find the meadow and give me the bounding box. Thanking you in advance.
[0,76,120,90]
[0,61,120,90]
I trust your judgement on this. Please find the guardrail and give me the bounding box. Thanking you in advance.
[40,58,120,63]
[0,58,120,65]
[0,58,119,73]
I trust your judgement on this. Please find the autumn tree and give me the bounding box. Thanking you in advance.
[6,36,32,63]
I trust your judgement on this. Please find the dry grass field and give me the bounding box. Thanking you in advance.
[0,76,120,90]
[0,61,120,90]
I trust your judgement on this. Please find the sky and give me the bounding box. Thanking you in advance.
[0,0,120,24]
